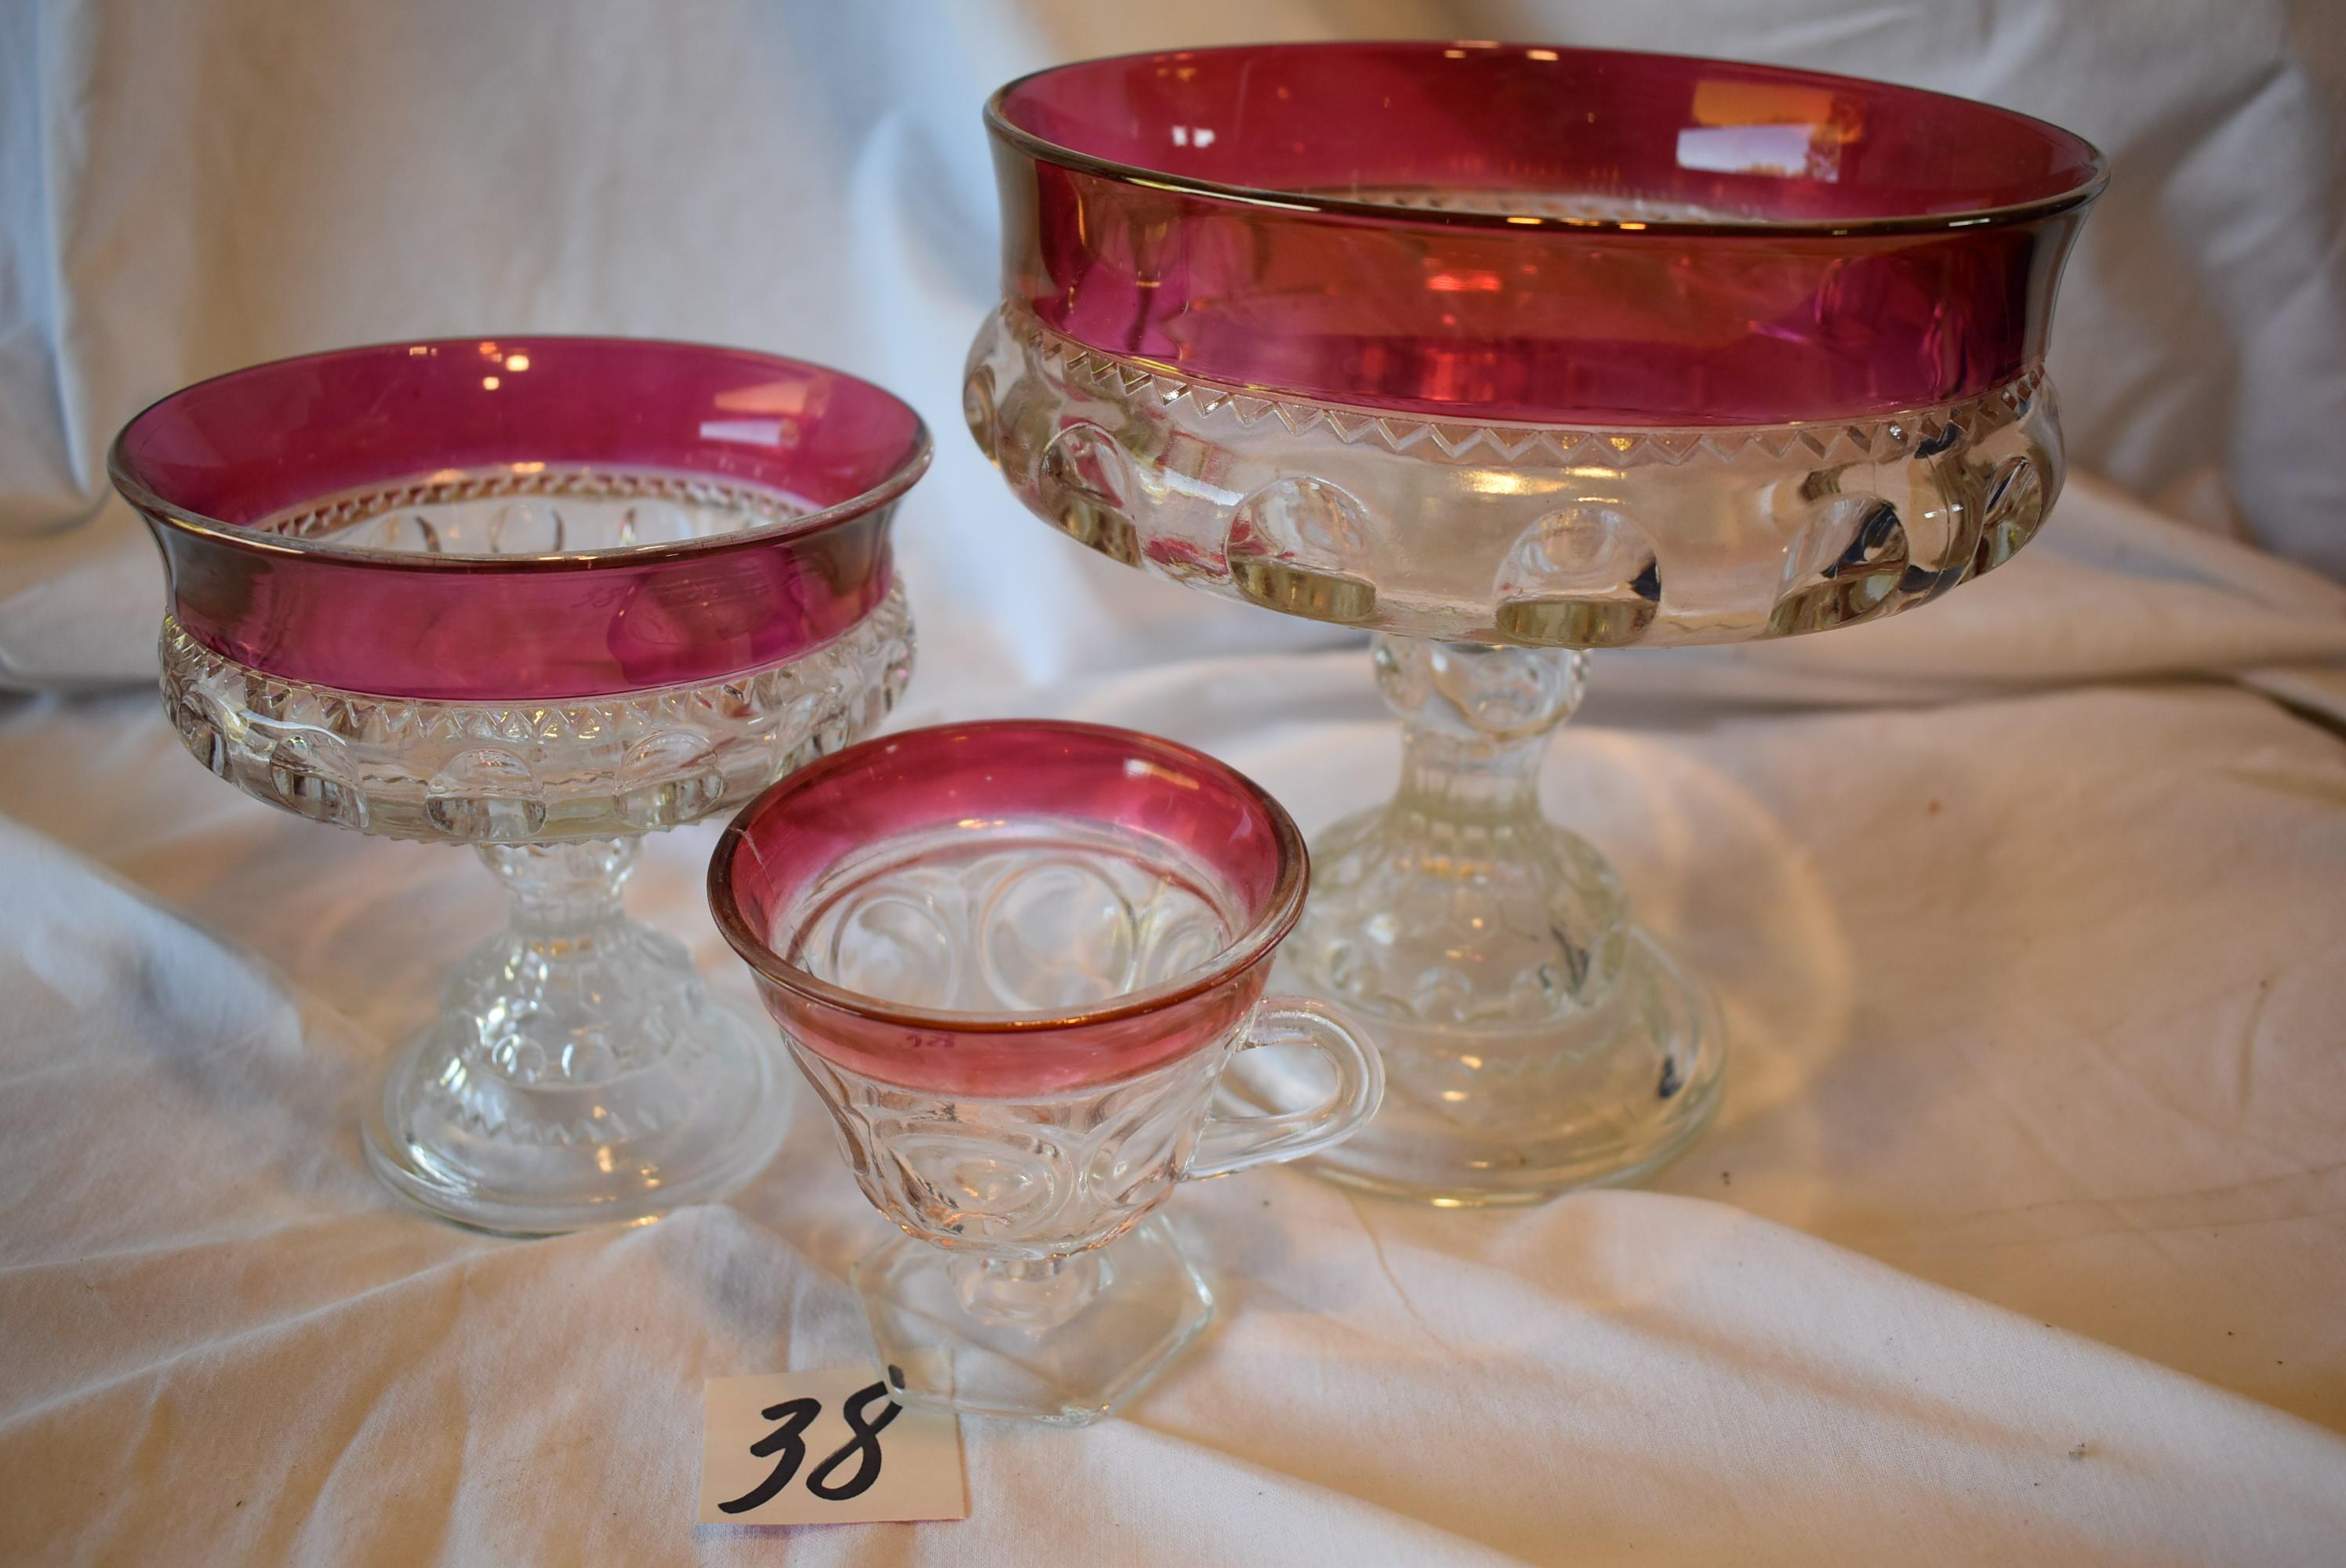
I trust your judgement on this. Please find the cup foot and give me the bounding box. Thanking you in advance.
[1247,927,1724,1206]
[857,1218,1215,1426]
[361,935,791,1236]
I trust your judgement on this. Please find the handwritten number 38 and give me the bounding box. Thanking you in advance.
[718,1381,902,1513]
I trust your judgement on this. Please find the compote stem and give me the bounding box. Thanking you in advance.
[456,839,690,1091]
[366,834,790,1232]
[1288,632,1631,1058]
[1266,633,1721,1204]
[1384,647,1578,821]
[483,839,637,939]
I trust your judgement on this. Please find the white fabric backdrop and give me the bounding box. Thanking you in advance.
[5,458,2346,1566]
[2,0,2343,690]
[5,3,2346,1563]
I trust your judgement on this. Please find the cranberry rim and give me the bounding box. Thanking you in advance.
[986,39,2108,240]
[108,335,934,573]
[708,720,1310,1034]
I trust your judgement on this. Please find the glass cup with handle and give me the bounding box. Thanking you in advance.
[710,719,1383,1425]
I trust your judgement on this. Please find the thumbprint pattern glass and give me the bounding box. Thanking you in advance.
[968,42,2105,1203]
[111,337,928,1233]
[710,720,1383,1425]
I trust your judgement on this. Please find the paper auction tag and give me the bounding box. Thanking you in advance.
[698,1365,966,1527]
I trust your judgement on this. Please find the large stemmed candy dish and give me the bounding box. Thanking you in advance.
[968,43,2104,1204]
[111,338,927,1233]
[710,720,1383,1425]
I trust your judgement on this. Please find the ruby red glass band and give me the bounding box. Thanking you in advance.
[989,42,2105,426]
[111,337,931,702]
[710,720,1307,1098]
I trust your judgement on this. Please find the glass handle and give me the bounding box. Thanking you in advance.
[1187,996,1384,1180]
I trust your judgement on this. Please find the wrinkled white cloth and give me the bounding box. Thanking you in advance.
[5,478,2346,1561]
[3,0,2344,692]
[8,2,2346,1563]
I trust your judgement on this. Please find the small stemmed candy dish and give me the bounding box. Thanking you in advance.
[110,337,928,1234]
[709,720,1385,1425]
[966,42,2104,1204]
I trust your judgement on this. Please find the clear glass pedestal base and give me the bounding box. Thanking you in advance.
[858,1218,1215,1427]
[1261,636,1727,1206]
[361,839,791,1234]
[1258,928,1722,1203]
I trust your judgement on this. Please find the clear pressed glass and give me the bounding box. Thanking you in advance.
[113,337,930,1233]
[971,43,2103,1203]
[710,721,1384,1424]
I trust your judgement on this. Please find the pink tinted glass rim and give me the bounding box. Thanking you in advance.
[986,41,2107,426]
[710,721,1309,1094]
[111,337,931,702]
